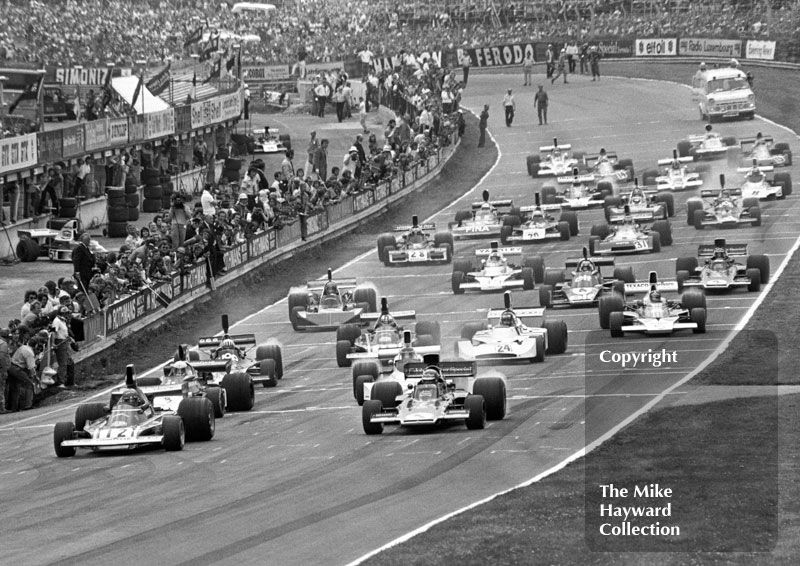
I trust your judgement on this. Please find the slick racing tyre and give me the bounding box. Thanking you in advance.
[464,395,487,430]
[472,377,506,420]
[221,372,255,411]
[178,397,215,441]
[162,415,185,451]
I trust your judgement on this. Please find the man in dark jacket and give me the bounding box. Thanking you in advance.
[72,233,95,291]
[478,105,489,147]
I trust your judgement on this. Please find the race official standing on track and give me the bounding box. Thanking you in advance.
[72,233,95,291]
[590,45,602,80]
[551,49,568,84]
[534,85,549,125]
[459,51,471,86]
[545,44,555,79]
[522,53,534,86]
[478,105,489,147]
[502,90,516,127]
[0,328,10,413]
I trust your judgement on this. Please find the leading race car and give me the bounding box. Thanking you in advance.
[603,182,674,221]
[361,356,507,434]
[581,148,635,184]
[287,268,378,330]
[735,160,792,201]
[336,298,440,367]
[526,137,585,177]
[456,291,568,363]
[686,175,761,229]
[598,272,707,337]
[677,124,737,160]
[589,206,673,256]
[546,168,611,209]
[377,215,454,266]
[53,365,214,457]
[676,238,770,293]
[641,150,706,192]
[728,132,792,168]
[451,242,544,294]
[500,193,579,243]
[448,190,515,240]
[538,250,634,311]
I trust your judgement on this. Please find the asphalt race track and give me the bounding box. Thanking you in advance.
[1,74,797,566]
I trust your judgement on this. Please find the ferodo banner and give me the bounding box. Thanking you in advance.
[746,40,776,60]
[635,38,677,57]
[679,38,742,58]
[459,43,535,68]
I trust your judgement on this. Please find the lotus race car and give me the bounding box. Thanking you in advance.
[538,251,634,309]
[451,242,544,294]
[676,238,770,293]
[377,215,454,266]
[456,292,568,363]
[526,138,585,177]
[641,150,706,192]
[361,357,507,434]
[677,125,737,160]
[735,160,792,200]
[728,133,792,168]
[686,175,761,229]
[448,190,515,240]
[589,208,673,256]
[287,268,378,330]
[598,272,707,336]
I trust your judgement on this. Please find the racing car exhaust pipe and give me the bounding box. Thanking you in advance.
[504,291,512,309]
[221,314,229,334]
[125,364,135,388]
[380,297,389,314]
[482,190,490,202]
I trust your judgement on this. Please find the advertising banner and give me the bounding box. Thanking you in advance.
[52,66,113,86]
[458,44,535,68]
[107,117,129,146]
[105,292,148,334]
[0,133,38,175]
[190,91,242,129]
[242,65,290,81]
[372,51,442,74]
[247,228,276,258]
[595,39,635,57]
[678,38,742,58]
[37,129,63,163]
[746,40,776,60]
[128,115,145,143]
[84,119,109,152]
[223,243,248,271]
[175,105,192,133]
[635,38,677,57]
[183,262,208,292]
[144,108,175,139]
[352,190,375,213]
[61,125,85,158]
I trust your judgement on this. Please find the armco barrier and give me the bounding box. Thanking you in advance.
[74,135,459,359]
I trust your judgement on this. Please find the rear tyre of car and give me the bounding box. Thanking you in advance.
[532,336,545,363]
[773,172,791,198]
[613,266,635,283]
[206,387,226,418]
[354,375,374,406]
[558,221,570,241]
[527,154,541,176]
[178,397,215,441]
[454,210,472,224]
[609,311,625,337]
[677,140,692,158]
[641,169,659,186]
[415,321,441,344]
[16,238,40,262]
[434,231,454,249]
[686,199,703,226]
[362,400,384,435]
[381,246,395,267]
[611,280,626,296]
[353,287,378,312]
[691,308,707,334]
[722,136,737,147]
[336,340,353,367]
[500,224,513,245]
[560,211,579,235]
[221,372,255,411]
[543,268,565,287]
[681,290,707,312]
[453,259,473,274]
[288,290,308,325]
[588,235,600,256]
[522,255,545,283]
[590,223,610,240]
[746,254,770,283]
[543,320,568,354]
[538,284,553,308]
[749,206,761,227]
[650,231,662,253]
[746,268,762,292]
[162,415,185,452]
[54,422,76,458]
[521,267,535,290]
[472,378,506,420]
[255,343,283,379]
[337,324,361,345]
[460,321,488,340]
[693,209,706,230]
[676,270,691,292]
[465,395,487,430]
[503,214,522,227]
[541,186,557,204]
[599,295,625,329]
[676,256,698,274]
[352,360,381,395]
[451,271,465,294]
[74,403,108,431]
[259,358,278,388]
[372,381,403,408]
[742,197,759,210]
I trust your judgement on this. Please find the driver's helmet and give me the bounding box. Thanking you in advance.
[623,214,635,225]
[422,367,441,381]
[323,281,339,296]
[487,252,502,264]
[671,159,682,170]
[578,259,595,272]
[408,226,425,243]
[500,310,517,327]
[629,188,644,204]
[119,388,142,406]
[747,165,762,180]
[531,208,544,220]
[720,189,731,200]
[649,290,662,303]
[551,147,561,157]
[171,360,189,377]
[377,313,397,327]
[755,132,764,144]
[713,248,726,259]
[598,148,608,161]
[220,338,236,351]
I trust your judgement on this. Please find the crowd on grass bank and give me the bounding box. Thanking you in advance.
[1,1,798,68]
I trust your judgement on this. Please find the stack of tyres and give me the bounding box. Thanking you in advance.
[141,167,163,213]
[160,174,174,210]
[106,187,129,238]
[221,158,242,185]
[124,178,140,221]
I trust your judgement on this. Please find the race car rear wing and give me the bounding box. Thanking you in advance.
[657,156,694,166]
[623,280,679,294]
[394,223,436,232]
[471,199,513,210]
[557,173,595,184]
[519,204,562,213]
[487,307,544,319]
[348,344,440,362]
[701,188,742,198]
[403,360,476,379]
[476,246,522,256]
[739,136,774,150]
[698,242,748,257]
[197,334,257,348]
[583,152,620,167]
[609,209,657,222]
[306,277,358,292]
[539,143,572,152]
[737,165,774,174]
[162,359,232,376]
[360,310,416,322]
[565,257,615,268]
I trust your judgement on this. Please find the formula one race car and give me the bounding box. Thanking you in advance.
[251,127,291,154]
[351,330,440,406]
[728,132,792,168]
[686,175,761,228]
[677,124,737,160]
[735,160,792,200]
[500,193,579,243]
[361,356,507,434]
[598,272,707,336]
[456,292,568,363]
[287,268,378,330]
[675,238,770,293]
[15,219,108,263]
[537,249,634,309]
[603,182,674,221]
[377,215,453,266]
[336,298,440,367]
[641,149,707,192]
[589,207,673,255]
[526,138,585,177]
[53,365,214,457]
[546,168,611,209]
[448,190,515,240]
[451,242,544,294]
[581,148,634,183]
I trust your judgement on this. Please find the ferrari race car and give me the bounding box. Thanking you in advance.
[376,215,453,266]
[53,365,215,457]
[336,298,440,367]
[526,138,585,177]
[451,242,544,294]
[686,175,761,229]
[351,330,440,406]
[598,272,707,336]
[676,238,770,293]
[537,250,634,309]
[589,207,673,255]
[456,291,568,363]
[603,182,674,221]
[448,190,515,240]
[287,268,378,330]
[677,124,737,160]
[361,357,507,434]
[546,168,610,209]
[735,160,792,200]
[251,127,291,154]
[581,149,635,183]
[641,150,706,192]
[500,193,579,243]
[16,219,107,263]
[728,133,792,168]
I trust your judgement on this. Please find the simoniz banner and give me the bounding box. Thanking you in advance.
[678,38,742,58]
[52,66,113,85]
[635,38,677,57]
[459,43,535,68]
[746,40,776,60]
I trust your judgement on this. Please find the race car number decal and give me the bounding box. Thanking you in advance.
[634,239,649,250]
[571,288,593,295]
[408,250,429,261]
[523,229,544,239]
[495,344,512,353]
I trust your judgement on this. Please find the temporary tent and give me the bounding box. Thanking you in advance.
[112,75,170,114]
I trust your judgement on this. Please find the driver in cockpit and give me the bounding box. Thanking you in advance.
[117,387,152,415]
[648,289,662,304]
[374,312,398,330]
[670,156,682,171]
[484,250,505,267]
[716,189,734,205]
[629,187,645,205]
[499,309,523,333]
[577,258,595,273]
[703,123,716,141]
[214,338,242,360]
[407,226,426,245]
[323,280,339,296]
[745,163,764,183]
[530,208,545,223]
[597,148,609,164]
